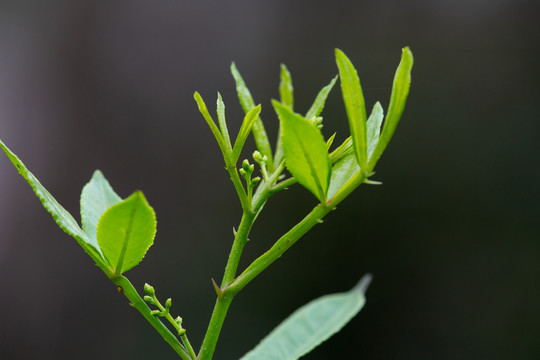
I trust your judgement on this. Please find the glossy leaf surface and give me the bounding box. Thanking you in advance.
[97,191,156,274]
[241,275,371,360]
[273,101,331,202]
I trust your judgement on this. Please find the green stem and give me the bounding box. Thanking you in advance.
[229,171,367,295]
[222,211,256,286]
[113,276,191,360]
[198,293,234,360]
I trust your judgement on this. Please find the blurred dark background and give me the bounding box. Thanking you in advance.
[0,1,539,359]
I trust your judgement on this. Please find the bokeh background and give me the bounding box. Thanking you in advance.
[0,1,538,359]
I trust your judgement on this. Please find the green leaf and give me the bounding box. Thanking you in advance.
[369,47,414,169]
[231,62,274,171]
[0,140,107,266]
[232,104,262,164]
[367,102,384,160]
[194,92,231,163]
[241,275,372,360]
[327,151,359,201]
[97,191,156,275]
[335,49,368,171]
[216,92,232,152]
[273,100,331,202]
[327,103,385,200]
[279,64,294,109]
[305,75,337,121]
[80,170,122,249]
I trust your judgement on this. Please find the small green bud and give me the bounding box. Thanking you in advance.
[251,177,261,186]
[242,159,254,173]
[165,298,172,311]
[178,329,186,336]
[239,168,246,177]
[175,316,183,326]
[252,150,262,162]
[151,310,161,316]
[143,295,155,304]
[144,283,155,296]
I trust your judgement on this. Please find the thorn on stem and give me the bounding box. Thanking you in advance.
[211,278,224,299]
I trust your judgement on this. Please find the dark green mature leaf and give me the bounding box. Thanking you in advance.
[335,49,368,171]
[273,101,331,202]
[232,105,262,164]
[241,275,371,360]
[0,140,106,265]
[80,170,122,247]
[305,76,337,121]
[231,62,274,171]
[279,64,294,109]
[97,191,156,275]
[369,47,414,169]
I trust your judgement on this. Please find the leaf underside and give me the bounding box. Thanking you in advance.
[241,275,371,360]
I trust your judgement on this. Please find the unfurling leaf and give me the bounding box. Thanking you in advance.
[335,49,368,171]
[232,104,262,164]
[241,274,372,360]
[305,75,337,121]
[273,101,331,202]
[279,64,294,109]
[97,191,156,275]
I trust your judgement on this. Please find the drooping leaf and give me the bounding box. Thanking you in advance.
[97,191,156,275]
[0,140,106,265]
[80,170,122,248]
[232,104,262,164]
[367,102,384,160]
[241,275,372,360]
[273,100,331,202]
[305,76,337,121]
[279,64,294,109]
[216,92,232,152]
[335,49,368,171]
[369,47,414,169]
[231,62,274,171]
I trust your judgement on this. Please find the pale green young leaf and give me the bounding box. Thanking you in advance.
[0,140,106,266]
[194,92,231,162]
[326,133,336,151]
[241,275,371,360]
[80,170,122,246]
[369,47,414,170]
[327,103,385,200]
[335,49,368,171]
[327,151,359,201]
[367,102,384,160]
[231,62,274,171]
[273,100,331,202]
[279,64,294,109]
[97,191,156,275]
[305,75,337,121]
[216,92,232,152]
[232,104,262,164]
